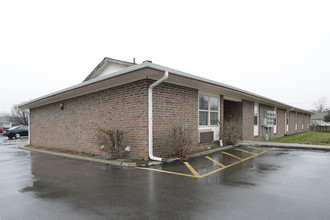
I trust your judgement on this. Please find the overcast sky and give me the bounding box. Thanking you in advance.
[1,0,329,113]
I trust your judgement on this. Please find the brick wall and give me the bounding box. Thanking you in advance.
[275,108,286,138]
[30,79,149,159]
[30,76,312,159]
[241,100,310,141]
[151,81,198,156]
[241,100,254,140]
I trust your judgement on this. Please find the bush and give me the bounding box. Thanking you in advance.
[166,126,193,160]
[324,111,330,123]
[96,127,125,159]
[221,120,241,146]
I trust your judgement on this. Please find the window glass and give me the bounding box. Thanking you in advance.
[210,97,219,111]
[199,95,219,126]
[199,95,208,110]
[254,116,258,125]
[199,112,208,125]
[210,112,218,125]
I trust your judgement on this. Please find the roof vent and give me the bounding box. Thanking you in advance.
[143,60,152,63]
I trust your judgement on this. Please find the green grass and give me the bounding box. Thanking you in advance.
[268,131,330,145]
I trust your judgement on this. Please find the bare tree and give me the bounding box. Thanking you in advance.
[313,97,328,113]
[3,105,29,126]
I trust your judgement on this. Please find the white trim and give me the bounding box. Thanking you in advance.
[273,107,277,134]
[285,111,289,132]
[223,97,242,102]
[198,93,220,128]
[254,103,259,136]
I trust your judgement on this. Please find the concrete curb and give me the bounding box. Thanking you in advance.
[18,145,235,167]
[19,146,137,167]
[238,141,330,151]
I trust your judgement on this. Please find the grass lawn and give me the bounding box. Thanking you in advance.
[268,131,330,146]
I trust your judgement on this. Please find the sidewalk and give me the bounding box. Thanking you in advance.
[238,141,330,151]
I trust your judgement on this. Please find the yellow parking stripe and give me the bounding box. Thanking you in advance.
[236,148,257,155]
[184,162,200,177]
[205,156,226,168]
[247,146,262,150]
[136,167,196,178]
[136,148,275,178]
[200,148,275,178]
[222,151,242,160]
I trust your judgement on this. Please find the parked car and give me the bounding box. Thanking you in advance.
[0,126,9,134]
[2,125,28,139]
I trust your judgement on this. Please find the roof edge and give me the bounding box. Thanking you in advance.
[18,61,313,115]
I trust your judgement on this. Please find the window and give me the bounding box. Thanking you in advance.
[254,103,259,136]
[199,95,219,126]
[274,107,277,133]
[285,112,289,132]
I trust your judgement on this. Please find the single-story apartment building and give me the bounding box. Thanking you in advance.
[19,58,311,161]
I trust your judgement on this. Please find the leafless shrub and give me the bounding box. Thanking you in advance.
[165,126,193,160]
[222,120,241,146]
[96,127,125,159]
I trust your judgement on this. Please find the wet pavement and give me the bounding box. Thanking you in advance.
[1,144,330,219]
[0,135,28,146]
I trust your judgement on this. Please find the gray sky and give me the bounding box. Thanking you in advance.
[1,0,329,113]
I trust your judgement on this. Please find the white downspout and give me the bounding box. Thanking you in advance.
[148,71,169,161]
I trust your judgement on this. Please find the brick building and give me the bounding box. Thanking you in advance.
[19,58,311,160]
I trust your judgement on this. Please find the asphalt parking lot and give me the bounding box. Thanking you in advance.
[1,144,330,220]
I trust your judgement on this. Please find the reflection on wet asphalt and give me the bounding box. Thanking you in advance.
[1,144,330,220]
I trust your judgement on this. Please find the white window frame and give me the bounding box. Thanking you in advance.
[273,107,277,134]
[198,94,220,127]
[254,103,259,136]
[302,114,304,129]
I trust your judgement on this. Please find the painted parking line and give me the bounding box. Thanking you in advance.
[135,167,197,178]
[184,162,201,177]
[199,148,275,178]
[136,148,275,178]
[205,156,226,168]
[236,148,257,155]
[222,151,242,160]
[247,146,263,150]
